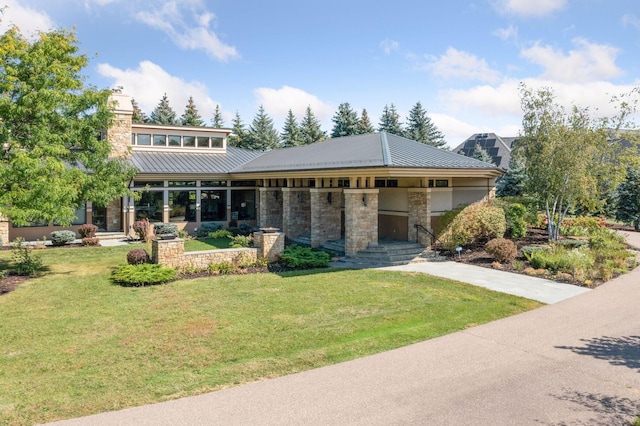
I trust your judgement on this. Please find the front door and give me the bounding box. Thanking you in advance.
[92,205,106,230]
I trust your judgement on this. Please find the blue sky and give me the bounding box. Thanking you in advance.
[3,0,640,147]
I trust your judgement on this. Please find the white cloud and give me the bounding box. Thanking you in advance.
[521,38,622,83]
[96,60,221,122]
[493,0,566,17]
[622,14,640,31]
[494,25,518,42]
[0,0,55,37]
[380,39,400,55]
[253,86,334,123]
[427,48,501,83]
[135,2,238,62]
[430,113,521,148]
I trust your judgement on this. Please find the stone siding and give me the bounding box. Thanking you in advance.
[0,214,8,245]
[106,198,122,232]
[258,188,283,229]
[344,189,378,255]
[253,231,285,262]
[106,93,133,159]
[310,189,342,247]
[282,188,310,239]
[407,188,431,247]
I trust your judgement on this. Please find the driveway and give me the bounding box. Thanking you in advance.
[50,231,640,425]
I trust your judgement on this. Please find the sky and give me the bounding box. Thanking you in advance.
[2,0,640,148]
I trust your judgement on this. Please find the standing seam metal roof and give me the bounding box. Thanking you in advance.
[130,147,262,174]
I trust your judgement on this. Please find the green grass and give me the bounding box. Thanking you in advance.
[0,245,542,425]
[183,237,231,252]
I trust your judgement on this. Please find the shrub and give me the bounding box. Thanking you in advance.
[132,219,154,242]
[0,235,3,246]
[197,223,222,237]
[521,245,547,257]
[438,201,506,250]
[111,264,176,287]
[50,230,77,246]
[207,261,236,275]
[178,230,189,238]
[153,222,178,235]
[81,237,100,246]
[434,205,466,236]
[279,245,331,268]
[230,234,253,248]
[497,196,540,225]
[209,229,233,239]
[238,223,253,236]
[235,252,257,268]
[485,238,517,263]
[555,239,588,249]
[11,238,43,276]
[127,248,150,265]
[77,224,98,238]
[504,203,528,239]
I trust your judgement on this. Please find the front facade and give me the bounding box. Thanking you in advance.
[6,95,503,255]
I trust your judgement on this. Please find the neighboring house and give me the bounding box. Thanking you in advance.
[453,133,517,169]
[4,94,503,255]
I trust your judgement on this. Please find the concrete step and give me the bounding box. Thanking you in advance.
[95,232,128,241]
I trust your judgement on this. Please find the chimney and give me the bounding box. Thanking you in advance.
[106,93,133,159]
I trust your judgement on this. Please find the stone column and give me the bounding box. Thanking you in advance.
[310,188,342,247]
[254,231,285,262]
[106,93,133,159]
[106,198,122,232]
[258,188,283,229]
[408,188,431,247]
[282,188,310,239]
[152,238,185,268]
[0,214,9,245]
[344,189,378,255]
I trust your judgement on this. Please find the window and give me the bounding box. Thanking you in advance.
[197,136,209,148]
[137,134,151,145]
[230,180,257,187]
[168,135,181,146]
[211,137,224,148]
[169,181,196,187]
[201,190,226,221]
[71,203,87,225]
[135,191,163,222]
[153,134,167,146]
[183,136,195,147]
[435,179,449,188]
[133,181,164,188]
[201,180,227,187]
[169,190,196,222]
[231,190,256,220]
[375,179,386,188]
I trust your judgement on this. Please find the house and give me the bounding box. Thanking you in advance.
[3,94,503,255]
[453,133,517,169]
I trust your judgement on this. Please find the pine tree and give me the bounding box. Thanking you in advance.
[131,98,148,123]
[246,105,280,151]
[472,143,494,164]
[299,106,326,145]
[356,108,375,134]
[211,104,225,128]
[615,167,640,231]
[228,111,247,148]
[180,96,204,126]
[330,102,359,138]
[378,104,404,136]
[149,93,178,125]
[405,101,446,147]
[281,109,303,147]
[496,155,527,197]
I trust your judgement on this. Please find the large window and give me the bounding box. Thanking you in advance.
[201,190,226,221]
[231,190,256,220]
[169,190,196,222]
[153,134,166,146]
[168,135,181,146]
[135,191,163,222]
[137,134,151,145]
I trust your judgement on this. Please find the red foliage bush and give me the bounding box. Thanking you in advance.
[78,224,98,238]
[127,248,150,265]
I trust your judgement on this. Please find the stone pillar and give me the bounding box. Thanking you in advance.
[258,188,283,229]
[282,188,310,239]
[106,93,133,159]
[408,188,431,247]
[0,214,9,245]
[106,198,122,232]
[254,231,285,262]
[310,188,342,247]
[344,189,378,255]
[152,238,185,268]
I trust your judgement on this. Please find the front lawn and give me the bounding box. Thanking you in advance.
[0,245,541,425]
[183,236,231,251]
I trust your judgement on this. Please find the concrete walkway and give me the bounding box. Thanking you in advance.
[49,231,640,426]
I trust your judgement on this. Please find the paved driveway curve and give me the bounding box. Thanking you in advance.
[50,231,640,425]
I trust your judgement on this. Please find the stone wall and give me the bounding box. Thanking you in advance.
[344,189,378,255]
[407,188,431,247]
[282,188,310,239]
[310,189,342,247]
[0,214,8,245]
[106,198,122,232]
[258,188,283,229]
[106,93,133,159]
[253,231,285,262]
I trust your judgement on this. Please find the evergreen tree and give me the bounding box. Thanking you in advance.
[330,102,359,138]
[131,98,148,123]
[180,96,204,126]
[149,93,178,125]
[211,104,225,128]
[299,106,326,145]
[496,155,527,197]
[615,166,640,231]
[228,111,247,148]
[472,143,494,164]
[246,105,280,151]
[281,109,303,147]
[356,108,375,134]
[378,104,404,136]
[405,101,446,147]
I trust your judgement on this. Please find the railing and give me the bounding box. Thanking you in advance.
[414,224,439,246]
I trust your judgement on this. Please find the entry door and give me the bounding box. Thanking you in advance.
[92,206,106,230]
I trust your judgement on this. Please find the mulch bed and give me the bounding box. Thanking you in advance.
[0,273,29,295]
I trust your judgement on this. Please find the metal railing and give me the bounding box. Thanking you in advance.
[414,224,439,246]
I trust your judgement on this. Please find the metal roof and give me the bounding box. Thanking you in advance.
[130,147,262,175]
[232,132,498,173]
[452,133,516,169]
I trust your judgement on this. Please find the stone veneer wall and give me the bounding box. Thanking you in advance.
[282,188,310,239]
[106,93,133,159]
[258,188,283,229]
[106,198,122,232]
[0,214,8,245]
[152,232,284,268]
[407,188,431,247]
[344,189,378,255]
[310,189,342,247]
